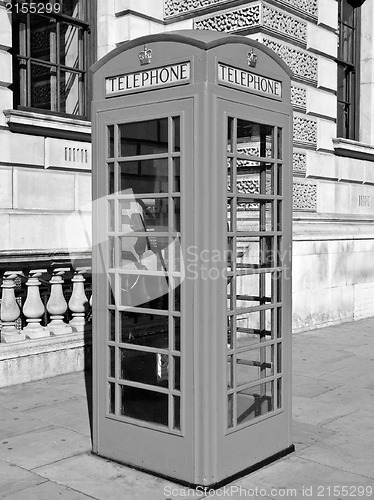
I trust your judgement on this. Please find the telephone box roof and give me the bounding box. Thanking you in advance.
[91,29,293,77]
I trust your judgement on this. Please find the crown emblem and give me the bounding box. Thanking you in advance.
[247,48,258,68]
[138,45,152,66]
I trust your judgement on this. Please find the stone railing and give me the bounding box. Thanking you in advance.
[0,265,92,344]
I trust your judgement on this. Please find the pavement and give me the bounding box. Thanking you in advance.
[0,318,374,499]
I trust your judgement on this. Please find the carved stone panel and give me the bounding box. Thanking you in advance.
[293,152,307,176]
[291,85,307,110]
[194,5,261,32]
[293,181,317,211]
[293,115,317,147]
[262,37,318,83]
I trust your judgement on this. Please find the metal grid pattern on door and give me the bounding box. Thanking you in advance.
[226,116,284,431]
[105,115,183,433]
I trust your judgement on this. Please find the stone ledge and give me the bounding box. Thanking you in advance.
[333,138,374,162]
[3,109,91,141]
[0,329,92,387]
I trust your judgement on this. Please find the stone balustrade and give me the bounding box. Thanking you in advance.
[0,265,92,343]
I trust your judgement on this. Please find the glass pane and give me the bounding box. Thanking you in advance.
[236,236,274,269]
[277,164,282,196]
[173,157,180,192]
[277,307,282,338]
[108,163,114,194]
[174,317,181,351]
[227,277,234,312]
[120,349,169,388]
[277,378,282,408]
[277,343,282,373]
[172,279,181,312]
[276,271,282,303]
[108,273,115,305]
[173,197,180,232]
[60,23,81,68]
[108,126,114,158]
[277,236,283,267]
[227,117,234,153]
[237,200,273,232]
[227,199,234,232]
[30,62,56,111]
[120,385,168,426]
[236,120,273,158]
[277,128,282,160]
[120,311,168,348]
[236,346,273,386]
[237,161,273,195]
[109,382,115,414]
[227,158,233,192]
[228,394,234,428]
[109,346,115,378]
[62,0,86,20]
[173,116,180,152]
[108,199,114,231]
[173,395,181,430]
[227,355,233,388]
[119,160,168,195]
[237,382,274,424]
[120,274,169,308]
[119,198,169,234]
[119,118,168,157]
[60,70,81,115]
[236,309,272,347]
[108,237,115,268]
[30,16,56,63]
[109,309,115,341]
[174,356,181,391]
[236,273,272,310]
[227,315,234,348]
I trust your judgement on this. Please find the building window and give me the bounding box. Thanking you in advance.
[12,0,92,118]
[337,0,361,140]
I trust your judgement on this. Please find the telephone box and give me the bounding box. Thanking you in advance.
[91,30,293,487]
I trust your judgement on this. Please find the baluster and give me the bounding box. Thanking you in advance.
[68,267,90,332]
[21,269,49,339]
[0,271,25,343]
[46,268,72,335]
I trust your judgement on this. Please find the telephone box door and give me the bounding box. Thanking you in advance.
[217,98,292,478]
[93,98,194,479]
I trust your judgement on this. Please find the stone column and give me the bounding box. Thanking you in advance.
[47,268,72,335]
[21,270,49,339]
[0,272,25,343]
[68,267,90,332]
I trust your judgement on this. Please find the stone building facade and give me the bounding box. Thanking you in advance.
[0,0,373,381]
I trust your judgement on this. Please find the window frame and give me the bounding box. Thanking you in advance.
[336,0,361,141]
[11,0,94,120]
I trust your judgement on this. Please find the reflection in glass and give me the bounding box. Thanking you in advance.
[227,158,233,192]
[108,163,114,194]
[227,117,234,153]
[227,355,233,388]
[237,120,273,158]
[120,273,169,309]
[173,157,180,192]
[109,309,115,341]
[236,200,273,232]
[108,126,114,158]
[119,118,168,157]
[237,162,273,195]
[277,378,282,408]
[174,395,181,430]
[236,236,273,269]
[119,159,168,194]
[173,117,180,152]
[228,394,234,428]
[108,237,115,268]
[277,343,282,373]
[109,382,115,414]
[120,311,168,348]
[174,356,181,390]
[119,198,169,234]
[237,382,274,424]
[236,309,272,347]
[109,346,115,378]
[277,128,282,159]
[174,317,181,351]
[120,385,168,426]
[120,349,168,387]
[236,345,273,386]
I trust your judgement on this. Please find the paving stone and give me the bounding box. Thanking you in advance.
[0,459,47,498]
[2,480,94,499]
[0,407,50,439]
[292,374,342,398]
[34,452,182,500]
[292,420,335,452]
[22,398,91,437]
[0,382,76,412]
[0,426,91,470]
[235,455,374,499]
